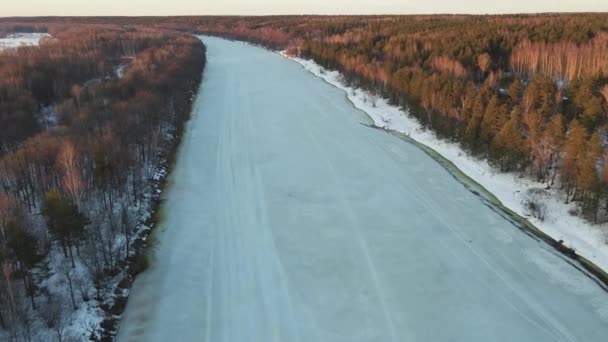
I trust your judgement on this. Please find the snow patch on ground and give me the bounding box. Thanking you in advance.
[283,52,608,274]
[38,105,58,129]
[115,64,127,79]
[114,57,134,79]
[0,33,50,50]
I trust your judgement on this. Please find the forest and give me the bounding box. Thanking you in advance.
[0,23,205,340]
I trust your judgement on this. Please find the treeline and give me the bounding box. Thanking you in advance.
[0,24,205,340]
[0,25,48,38]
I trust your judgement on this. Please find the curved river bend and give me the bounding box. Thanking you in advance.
[117,37,608,342]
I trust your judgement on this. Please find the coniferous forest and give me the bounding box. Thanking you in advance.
[2,13,608,340]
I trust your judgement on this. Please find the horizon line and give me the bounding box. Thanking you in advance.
[1,11,608,19]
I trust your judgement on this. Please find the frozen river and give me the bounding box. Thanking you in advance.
[116,37,608,342]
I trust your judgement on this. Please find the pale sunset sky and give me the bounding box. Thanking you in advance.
[2,0,607,16]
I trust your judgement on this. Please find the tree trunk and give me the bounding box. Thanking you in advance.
[68,243,75,268]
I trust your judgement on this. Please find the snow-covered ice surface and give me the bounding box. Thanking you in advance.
[286,51,608,280]
[116,37,608,342]
[0,33,49,50]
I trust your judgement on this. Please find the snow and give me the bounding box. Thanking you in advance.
[37,248,105,340]
[115,64,127,78]
[113,57,134,79]
[117,37,608,342]
[0,33,49,50]
[284,52,608,277]
[38,105,58,128]
[1,187,161,341]
[114,58,134,79]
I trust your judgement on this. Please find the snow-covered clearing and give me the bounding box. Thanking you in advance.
[284,53,608,277]
[117,37,608,342]
[0,33,50,50]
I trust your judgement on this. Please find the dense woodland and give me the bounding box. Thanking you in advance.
[0,23,205,340]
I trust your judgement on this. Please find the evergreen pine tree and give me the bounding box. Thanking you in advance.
[43,190,89,268]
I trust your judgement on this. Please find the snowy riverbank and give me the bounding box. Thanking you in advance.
[283,52,608,276]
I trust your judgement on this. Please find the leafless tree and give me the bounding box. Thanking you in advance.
[57,142,83,207]
[60,263,77,310]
